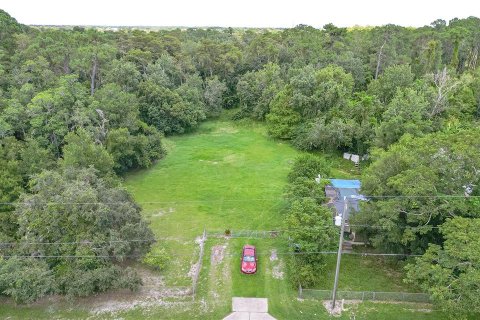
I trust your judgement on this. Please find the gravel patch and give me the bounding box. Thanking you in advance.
[211,245,227,265]
[270,249,278,261]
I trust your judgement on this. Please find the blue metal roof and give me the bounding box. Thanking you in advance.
[329,179,363,223]
[330,179,361,189]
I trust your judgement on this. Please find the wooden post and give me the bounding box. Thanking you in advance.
[332,196,348,308]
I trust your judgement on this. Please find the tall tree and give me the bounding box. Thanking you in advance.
[405,217,480,316]
[355,129,480,253]
[61,128,114,176]
[5,167,153,299]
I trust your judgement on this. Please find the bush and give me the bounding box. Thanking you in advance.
[287,154,331,182]
[284,177,326,205]
[286,255,324,287]
[58,265,142,298]
[142,248,170,271]
[0,257,55,303]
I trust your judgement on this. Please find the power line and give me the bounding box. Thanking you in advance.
[0,251,422,259]
[0,194,476,206]
[361,195,476,199]
[348,224,441,229]
[0,199,281,206]
[0,238,161,246]
[0,223,443,247]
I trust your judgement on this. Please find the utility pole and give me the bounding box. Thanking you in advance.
[332,196,348,309]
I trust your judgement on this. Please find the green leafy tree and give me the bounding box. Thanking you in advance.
[139,80,205,134]
[287,154,331,182]
[104,59,141,92]
[204,76,227,117]
[10,167,154,299]
[290,64,354,118]
[175,74,206,118]
[144,54,182,88]
[285,198,337,286]
[266,89,301,139]
[26,75,90,155]
[368,64,415,104]
[0,9,24,53]
[0,137,55,241]
[236,63,284,120]
[106,127,164,173]
[293,117,356,151]
[12,56,56,90]
[284,177,326,205]
[90,83,141,133]
[71,32,116,95]
[0,138,23,237]
[355,129,480,253]
[375,87,432,148]
[405,217,480,316]
[61,128,114,176]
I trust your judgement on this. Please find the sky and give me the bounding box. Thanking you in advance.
[1,0,479,28]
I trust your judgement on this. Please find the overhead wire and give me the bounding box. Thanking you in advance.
[0,222,445,247]
[0,193,477,206]
[0,251,422,259]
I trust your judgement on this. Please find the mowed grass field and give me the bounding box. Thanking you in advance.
[0,118,458,319]
[124,118,301,286]
[126,118,298,233]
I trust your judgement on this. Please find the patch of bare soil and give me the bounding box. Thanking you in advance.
[323,300,362,317]
[199,159,219,165]
[272,264,284,279]
[270,249,284,279]
[323,300,343,316]
[87,266,192,315]
[270,249,278,261]
[214,126,239,134]
[151,207,175,217]
[188,261,199,278]
[211,245,227,265]
[151,209,165,217]
[195,235,205,245]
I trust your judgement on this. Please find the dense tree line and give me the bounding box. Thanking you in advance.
[1,8,480,308]
[353,129,480,315]
[283,155,335,287]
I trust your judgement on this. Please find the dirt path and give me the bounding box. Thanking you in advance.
[270,249,284,280]
[201,241,231,313]
[211,244,227,265]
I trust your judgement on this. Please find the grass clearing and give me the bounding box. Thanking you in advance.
[314,255,414,292]
[125,118,301,286]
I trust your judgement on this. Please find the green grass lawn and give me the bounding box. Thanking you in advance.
[314,255,415,292]
[124,118,301,286]
[126,118,298,233]
[0,117,456,319]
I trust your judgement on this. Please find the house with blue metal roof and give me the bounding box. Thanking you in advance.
[325,179,365,230]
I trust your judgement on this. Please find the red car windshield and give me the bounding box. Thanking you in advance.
[243,255,255,262]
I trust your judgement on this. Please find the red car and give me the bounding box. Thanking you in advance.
[241,245,257,274]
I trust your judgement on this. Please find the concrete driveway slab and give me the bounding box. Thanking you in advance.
[232,297,268,313]
[224,297,276,320]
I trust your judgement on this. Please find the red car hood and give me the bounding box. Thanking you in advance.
[242,262,256,270]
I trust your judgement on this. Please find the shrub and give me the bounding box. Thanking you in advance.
[287,154,331,182]
[142,248,170,271]
[0,257,55,303]
[284,177,326,205]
